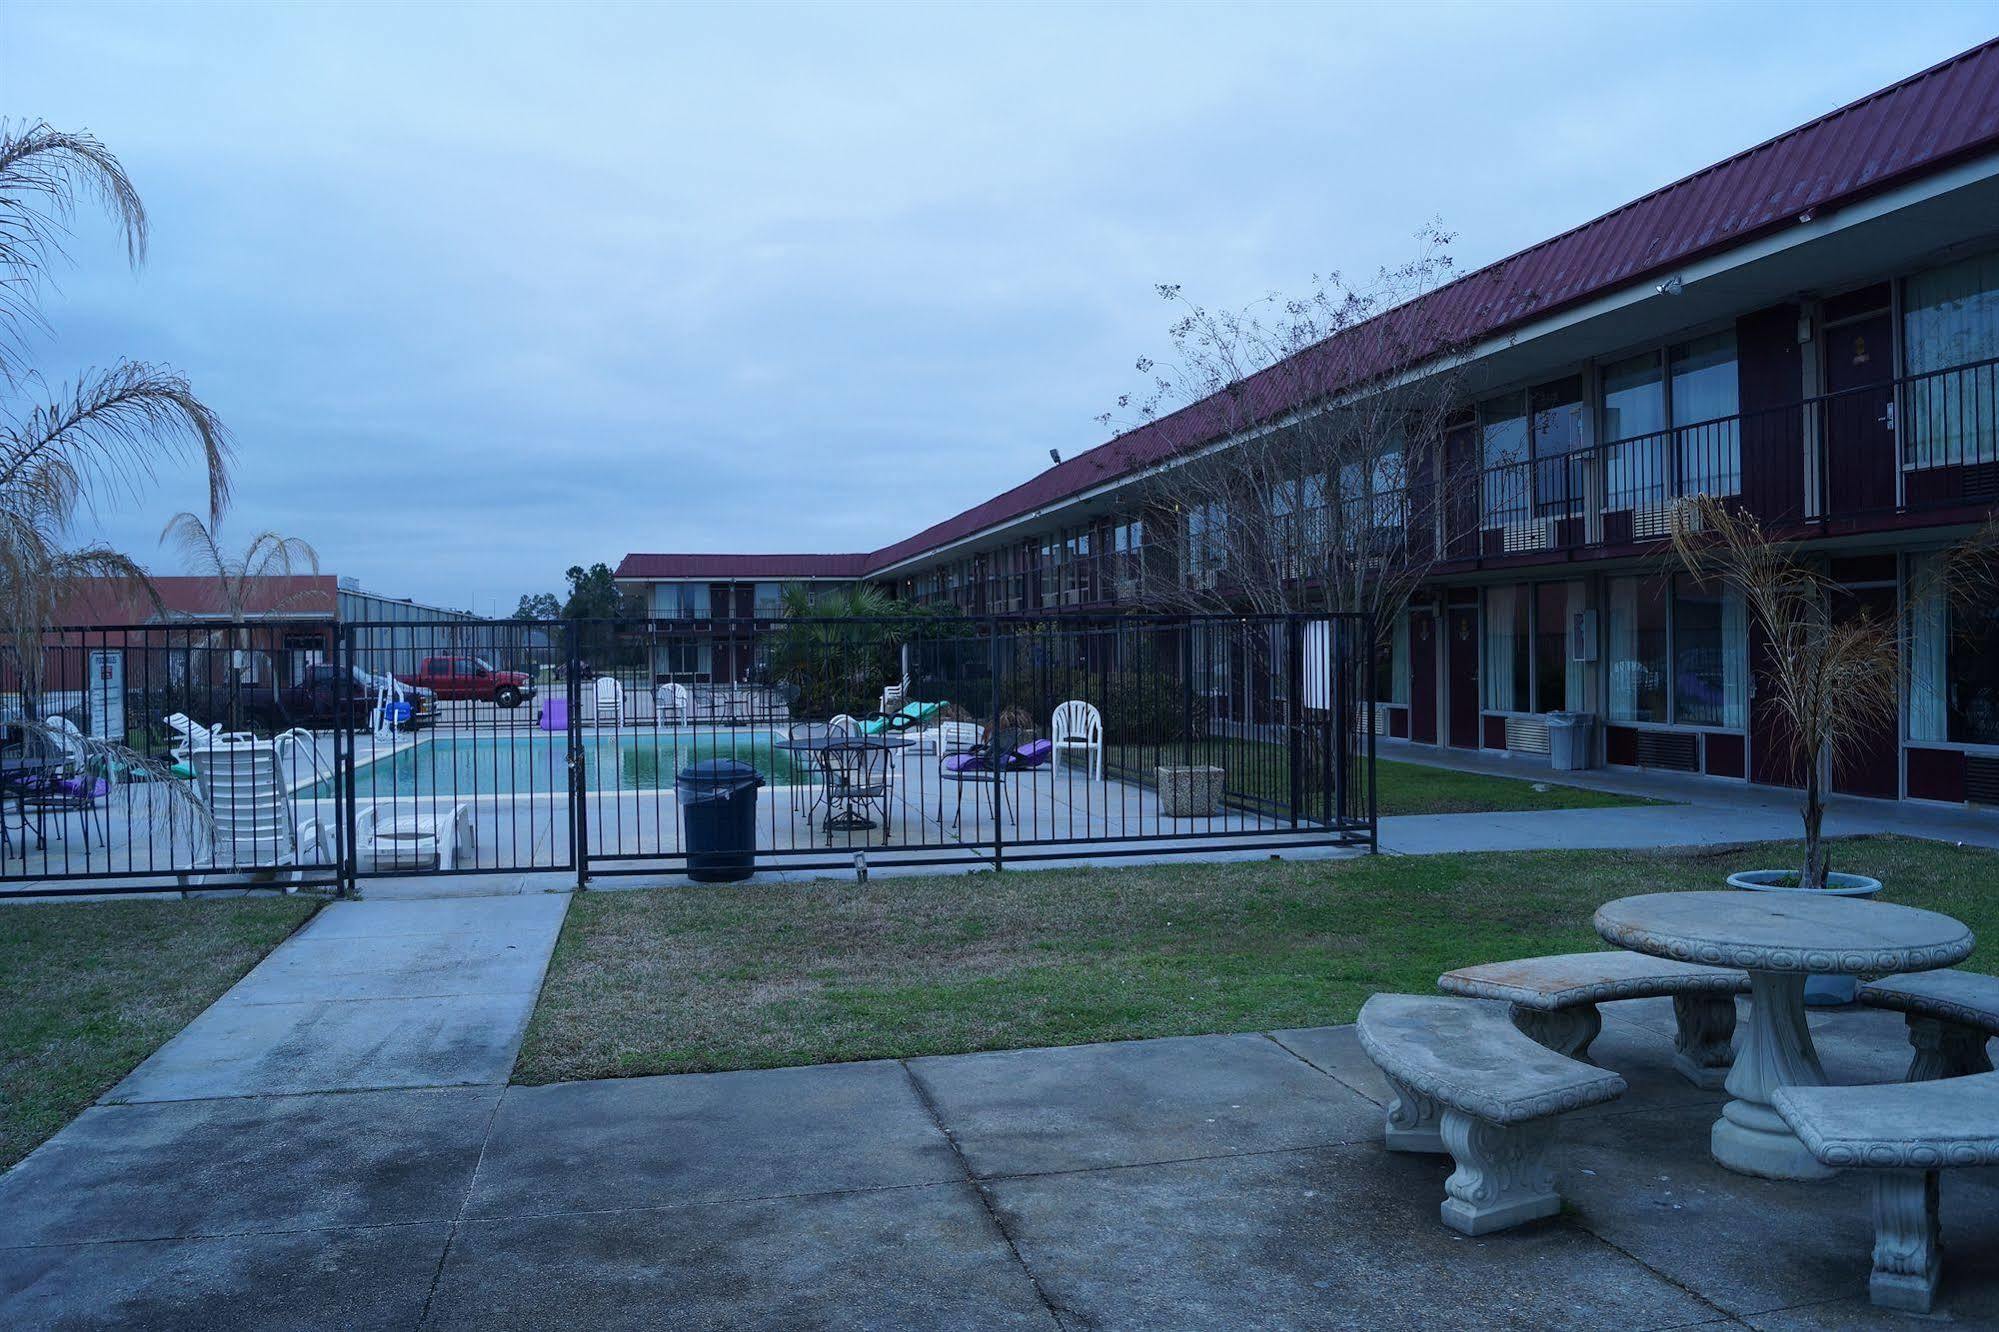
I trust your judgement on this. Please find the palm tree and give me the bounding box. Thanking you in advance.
[160,512,321,728]
[1,121,232,694]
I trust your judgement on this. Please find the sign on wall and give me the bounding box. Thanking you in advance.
[87,649,125,741]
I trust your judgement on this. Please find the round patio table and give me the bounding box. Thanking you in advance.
[1594,890,1974,1181]
[774,734,911,833]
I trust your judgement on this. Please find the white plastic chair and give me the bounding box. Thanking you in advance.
[1051,700,1104,781]
[594,675,624,728]
[655,682,690,724]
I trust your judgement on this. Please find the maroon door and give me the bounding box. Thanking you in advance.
[1408,611,1438,745]
[1822,312,1898,516]
[1830,585,1899,799]
[1446,605,1479,749]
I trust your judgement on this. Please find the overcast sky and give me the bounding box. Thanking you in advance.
[6,1,1997,614]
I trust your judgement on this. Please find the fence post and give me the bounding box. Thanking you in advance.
[1364,614,1379,854]
[988,616,1003,871]
[569,620,588,891]
[1287,614,1303,831]
[337,623,359,898]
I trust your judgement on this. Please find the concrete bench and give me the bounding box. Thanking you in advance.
[1356,993,1627,1235]
[1438,951,1748,1089]
[1773,1073,1999,1313]
[1859,970,1999,1082]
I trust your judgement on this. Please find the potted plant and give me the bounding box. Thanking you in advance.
[1669,496,1900,1003]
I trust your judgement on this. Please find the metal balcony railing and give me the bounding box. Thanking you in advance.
[1451,354,1999,559]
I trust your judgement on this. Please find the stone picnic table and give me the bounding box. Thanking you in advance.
[1593,890,1974,1181]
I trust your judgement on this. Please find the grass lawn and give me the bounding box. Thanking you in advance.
[1105,742,1651,817]
[1,896,320,1169]
[515,833,1991,1085]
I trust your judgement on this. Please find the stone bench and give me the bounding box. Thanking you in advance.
[1438,951,1748,1090]
[1859,969,1999,1082]
[1772,1073,1999,1314]
[1356,993,1627,1235]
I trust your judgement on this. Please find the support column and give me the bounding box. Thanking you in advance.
[1383,1074,1444,1154]
[1869,1169,1941,1314]
[1904,1015,1994,1082]
[1672,993,1738,1090]
[1510,1003,1602,1063]
[1439,1110,1559,1236]
[1713,971,1835,1180]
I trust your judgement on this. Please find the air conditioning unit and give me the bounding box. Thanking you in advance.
[1373,702,1393,735]
[1113,575,1138,602]
[1632,496,1704,540]
[1191,568,1219,591]
[1501,518,1554,553]
[1503,715,1551,754]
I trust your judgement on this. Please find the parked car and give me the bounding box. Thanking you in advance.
[245,664,437,732]
[396,656,536,709]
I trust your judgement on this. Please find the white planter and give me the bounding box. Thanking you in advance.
[1726,869,1884,1005]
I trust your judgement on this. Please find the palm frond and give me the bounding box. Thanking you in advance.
[0,121,148,383]
[4,361,232,527]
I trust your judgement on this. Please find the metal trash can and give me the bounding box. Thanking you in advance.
[1545,712,1596,771]
[677,758,764,882]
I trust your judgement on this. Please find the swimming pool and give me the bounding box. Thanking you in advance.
[312,731,806,800]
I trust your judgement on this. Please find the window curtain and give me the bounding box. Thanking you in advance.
[1721,586,1748,730]
[1907,553,1949,742]
[1484,586,1518,711]
[1565,581,1588,712]
[1905,252,1999,468]
[1607,577,1638,722]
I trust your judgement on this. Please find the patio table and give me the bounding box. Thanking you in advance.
[774,734,911,833]
[1594,890,1974,1180]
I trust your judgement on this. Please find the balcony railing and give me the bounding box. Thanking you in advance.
[1454,354,1999,560]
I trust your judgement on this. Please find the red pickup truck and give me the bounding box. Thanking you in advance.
[396,656,537,709]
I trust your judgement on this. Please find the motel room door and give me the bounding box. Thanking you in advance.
[1408,609,1438,744]
[1822,305,1898,516]
[1445,605,1480,749]
[1830,583,1899,799]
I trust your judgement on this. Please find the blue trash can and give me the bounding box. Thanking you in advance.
[677,758,764,882]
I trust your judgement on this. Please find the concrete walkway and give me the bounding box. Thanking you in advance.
[1378,739,1999,855]
[104,893,571,1102]
[4,995,1995,1328]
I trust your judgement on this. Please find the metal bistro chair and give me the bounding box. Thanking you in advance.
[823,739,893,845]
[788,721,833,821]
[13,717,112,856]
[939,727,1024,833]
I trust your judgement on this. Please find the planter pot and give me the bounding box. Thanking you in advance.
[1156,765,1224,819]
[1726,869,1885,1006]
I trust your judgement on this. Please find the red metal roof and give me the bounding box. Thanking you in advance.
[615,552,873,580]
[626,39,1999,582]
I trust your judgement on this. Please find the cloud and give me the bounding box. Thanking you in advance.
[6,0,1994,610]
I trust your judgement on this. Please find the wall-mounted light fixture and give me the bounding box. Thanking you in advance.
[1049,448,1062,465]
[1656,275,1685,297]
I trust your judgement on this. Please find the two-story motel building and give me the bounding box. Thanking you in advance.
[622,40,1999,812]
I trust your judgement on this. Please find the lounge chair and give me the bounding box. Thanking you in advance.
[356,802,477,871]
[180,739,333,893]
[1051,700,1104,781]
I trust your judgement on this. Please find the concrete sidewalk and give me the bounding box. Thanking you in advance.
[104,893,571,1102]
[1379,739,1999,855]
[4,998,1995,1328]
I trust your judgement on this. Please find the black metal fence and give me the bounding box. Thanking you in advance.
[0,611,1374,896]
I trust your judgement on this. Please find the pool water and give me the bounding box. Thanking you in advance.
[313,732,805,800]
